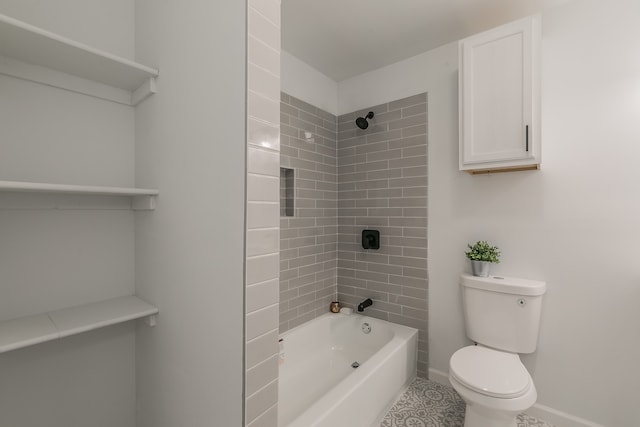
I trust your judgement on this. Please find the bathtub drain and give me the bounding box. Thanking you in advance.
[351,361,360,368]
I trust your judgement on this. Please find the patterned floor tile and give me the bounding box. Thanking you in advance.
[380,378,555,427]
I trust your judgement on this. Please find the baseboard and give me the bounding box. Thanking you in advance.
[428,367,450,386]
[428,368,604,427]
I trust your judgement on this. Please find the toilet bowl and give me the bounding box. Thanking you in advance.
[449,345,537,427]
[450,274,546,427]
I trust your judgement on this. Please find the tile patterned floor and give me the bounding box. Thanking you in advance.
[380,378,555,427]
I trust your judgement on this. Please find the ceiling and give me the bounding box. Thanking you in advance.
[282,0,568,82]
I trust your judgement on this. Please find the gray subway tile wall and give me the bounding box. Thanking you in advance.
[336,94,429,378]
[279,92,428,377]
[279,93,338,332]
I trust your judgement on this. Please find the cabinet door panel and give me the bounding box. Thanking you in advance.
[459,16,539,172]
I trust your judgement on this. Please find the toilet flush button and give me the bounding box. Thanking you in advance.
[517,298,527,307]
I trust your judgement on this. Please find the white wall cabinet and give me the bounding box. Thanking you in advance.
[459,16,541,174]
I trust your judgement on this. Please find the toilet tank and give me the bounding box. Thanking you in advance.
[460,274,546,353]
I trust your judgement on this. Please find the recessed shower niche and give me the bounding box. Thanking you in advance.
[280,167,294,217]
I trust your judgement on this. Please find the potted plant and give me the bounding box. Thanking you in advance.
[465,240,500,277]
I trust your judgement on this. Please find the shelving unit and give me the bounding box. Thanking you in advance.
[0,296,158,353]
[0,13,159,105]
[0,180,159,210]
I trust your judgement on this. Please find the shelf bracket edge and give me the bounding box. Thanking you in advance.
[132,195,156,211]
[131,77,157,106]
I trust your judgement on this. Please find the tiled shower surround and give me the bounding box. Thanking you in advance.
[279,92,428,377]
[279,94,338,332]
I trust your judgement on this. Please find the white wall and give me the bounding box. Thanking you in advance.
[338,0,640,425]
[282,50,338,115]
[0,1,138,426]
[134,1,246,426]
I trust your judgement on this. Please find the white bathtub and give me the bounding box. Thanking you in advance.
[278,312,418,427]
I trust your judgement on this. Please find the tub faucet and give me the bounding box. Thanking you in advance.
[357,298,373,312]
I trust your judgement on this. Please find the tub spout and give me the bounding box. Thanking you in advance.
[357,298,373,312]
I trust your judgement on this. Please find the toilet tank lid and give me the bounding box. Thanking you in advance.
[460,274,546,296]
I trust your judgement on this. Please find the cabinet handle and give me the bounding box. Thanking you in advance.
[525,125,529,152]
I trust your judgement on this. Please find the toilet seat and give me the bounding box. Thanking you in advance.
[449,345,531,399]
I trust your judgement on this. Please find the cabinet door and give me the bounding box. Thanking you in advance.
[459,16,540,171]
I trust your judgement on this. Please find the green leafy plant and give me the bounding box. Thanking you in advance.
[465,240,500,263]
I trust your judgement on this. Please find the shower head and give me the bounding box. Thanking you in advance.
[355,111,374,130]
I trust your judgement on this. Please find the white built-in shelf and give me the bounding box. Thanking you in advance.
[0,180,159,210]
[0,296,158,353]
[0,13,159,105]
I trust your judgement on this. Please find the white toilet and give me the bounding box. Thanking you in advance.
[449,274,546,427]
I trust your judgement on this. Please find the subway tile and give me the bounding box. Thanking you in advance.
[389,155,427,169]
[246,328,279,369]
[247,253,279,285]
[355,198,389,208]
[355,160,389,172]
[365,129,403,144]
[248,7,280,52]
[389,177,427,188]
[249,91,280,127]
[367,169,402,180]
[245,279,280,313]
[248,173,279,201]
[402,145,427,158]
[248,35,280,77]
[246,304,279,340]
[389,275,428,289]
[367,300,402,314]
[373,109,403,124]
[246,379,278,424]
[281,102,298,117]
[388,135,428,150]
[403,186,427,197]
[391,294,427,311]
[402,247,428,258]
[355,180,388,190]
[249,0,281,28]
[389,197,428,207]
[340,172,368,182]
[403,166,428,178]
[367,207,403,217]
[355,270,389,283]
[248,63,280,101]
[289,115,317,133]
[247,403,278,427]
[388,313,425,331]
[367,280,402,295]
[338,153,367,166]
[368,263,403,275]
[248,147,280,177]
[402,103,427,117]
[388,113,427,131]
[298,109,326,127]
[403,208,427,217]
[246,354,279,396]
[247,228,279,257]
[288,311,316,329]
[403,227,427,238]
[388,256,427,269]
[402,306,428,321]
[248,118,280,151]
[402,123,427,138]
[248,202,279,229]
[274,93,429,377]
[403,267,428,279]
